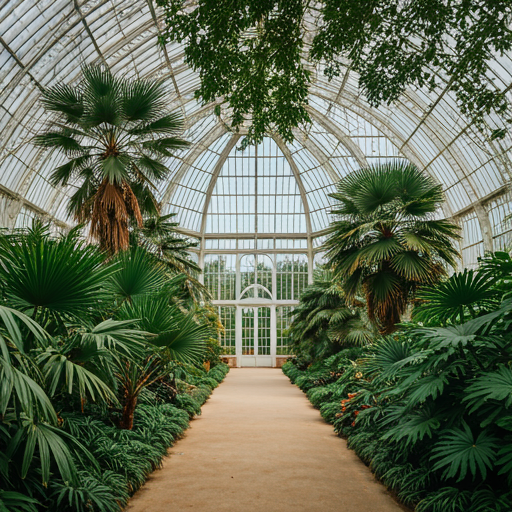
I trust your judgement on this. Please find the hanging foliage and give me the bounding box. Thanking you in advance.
[157,0,512,145]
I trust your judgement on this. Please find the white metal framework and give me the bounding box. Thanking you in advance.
[204,248,308,366]
[1,1,512,364]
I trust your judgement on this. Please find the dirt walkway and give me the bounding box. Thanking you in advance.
[126,368,407,512]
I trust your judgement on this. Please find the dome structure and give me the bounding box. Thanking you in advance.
[1,0,511,366]
[1,0,511,264]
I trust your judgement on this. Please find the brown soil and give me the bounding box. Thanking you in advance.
[125,368,409,512]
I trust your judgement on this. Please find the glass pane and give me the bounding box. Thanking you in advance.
[257,307,271,356]
[242,308,255,355]
[256,254,273,297]
[276,306,293,355]
[218,306,236,355]
[276,254,309,300]
[203,254,236,300]
[240,254,256,297]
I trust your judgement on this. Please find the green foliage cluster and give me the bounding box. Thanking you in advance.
[324,161,460,335]
[283,254,512,511]
[156,0,310,148]
[157,1,512,146]
[0,222,229,512]
[286,267,375,360]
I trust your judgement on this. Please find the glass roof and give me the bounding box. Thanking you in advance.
[1,0,511,267]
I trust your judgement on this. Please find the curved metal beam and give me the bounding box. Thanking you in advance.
[200,133,241,235]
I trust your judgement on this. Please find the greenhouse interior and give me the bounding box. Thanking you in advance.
[1,1,512,512]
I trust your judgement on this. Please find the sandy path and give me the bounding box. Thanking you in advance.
[126,368,407,512]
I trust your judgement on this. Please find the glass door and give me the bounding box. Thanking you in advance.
[240,306,273,366]
[258,307,271,356]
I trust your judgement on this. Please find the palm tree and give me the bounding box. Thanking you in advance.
[34,65,190,253]
[116,295,209,429]
[131,213,210,304]
[288,268,374,360]
[134,213,200,276]
[324,161,461,334]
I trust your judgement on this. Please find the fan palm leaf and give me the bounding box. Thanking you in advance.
[0,305,55,422]
[36,350,117,405]
[108,245,167,302]
[0,224,116,328]
[431,422,499,481]
[80,319,147,359]
[34,64,190,253]
[414,269,501,325]
[118,295,208,364]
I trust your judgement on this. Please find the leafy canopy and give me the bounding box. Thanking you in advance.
[157,0,512,146]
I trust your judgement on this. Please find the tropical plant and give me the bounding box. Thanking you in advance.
[284,296,512,511]
[413,268,501,325]
[134,213,200,275]
[114,294,209,429]
[324,161,461,334]
[287,268,374,360]
[478,250,512,300]
[0,222,224,509]
[34,64,190,253]
[0,223,116,330]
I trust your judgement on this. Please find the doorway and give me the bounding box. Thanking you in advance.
[240,306,272,367]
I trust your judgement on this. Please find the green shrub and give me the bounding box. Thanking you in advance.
[174,393,202,419]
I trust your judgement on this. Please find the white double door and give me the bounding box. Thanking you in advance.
[238,306,275,367]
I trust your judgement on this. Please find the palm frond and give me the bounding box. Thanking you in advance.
[40,83,83,123]
[0,224,116,326]
[431,422,499,481]
[108,245,167,301]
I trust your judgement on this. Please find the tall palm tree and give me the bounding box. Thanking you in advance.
[34,65,190,253]
[323,161,461,334]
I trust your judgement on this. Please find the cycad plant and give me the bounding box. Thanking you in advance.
[324,161,460,334]
[34,65,190,253]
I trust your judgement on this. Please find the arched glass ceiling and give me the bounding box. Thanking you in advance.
[1,0,511,268]
[205,138,308,235]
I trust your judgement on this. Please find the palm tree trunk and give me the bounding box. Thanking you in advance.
[120,394,138,430]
